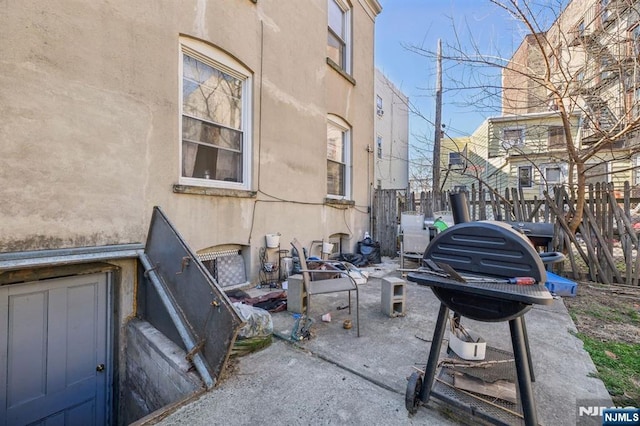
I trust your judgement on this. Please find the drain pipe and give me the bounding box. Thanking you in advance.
[138,251,215,389]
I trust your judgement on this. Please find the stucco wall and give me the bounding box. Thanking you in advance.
[0,0,381,281]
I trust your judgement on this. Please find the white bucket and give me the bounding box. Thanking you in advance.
[265,233,280,248]
[322,242,334,254]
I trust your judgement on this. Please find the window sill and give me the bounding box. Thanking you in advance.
[173,184,257,198]
[324,197,355,207]
[326,58,356,86]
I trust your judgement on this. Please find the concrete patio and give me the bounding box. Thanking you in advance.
[152,262,612,426]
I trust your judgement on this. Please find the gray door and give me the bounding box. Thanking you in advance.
[0,273,109,426]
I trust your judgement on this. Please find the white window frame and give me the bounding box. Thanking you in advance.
[543,164,564,184]
[548,126,565,149]
[376,135,383,159]
[178,37,252,190]
[327,0,352,74]
[327,115,352,199]
[448,152,463,167]
[518,166,533,188]
[502,127,525,149]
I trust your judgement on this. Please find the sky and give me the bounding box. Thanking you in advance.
[374,0,554,153]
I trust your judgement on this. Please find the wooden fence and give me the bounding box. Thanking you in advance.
[375,181,640,286]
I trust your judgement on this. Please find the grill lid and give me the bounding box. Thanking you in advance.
[423,221,547,283]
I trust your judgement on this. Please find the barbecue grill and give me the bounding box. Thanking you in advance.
[406,220,555,426]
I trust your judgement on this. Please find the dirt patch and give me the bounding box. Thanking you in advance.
[564,282,640,345]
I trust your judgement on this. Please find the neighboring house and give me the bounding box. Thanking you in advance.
[0,0,382,424]
[374,69,409,190]
[448,0,640,200]
[487,112,582,198]
[500,0,640,194]
[440,120,511,198]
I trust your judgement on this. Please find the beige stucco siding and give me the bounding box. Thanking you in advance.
[0,0,381,281]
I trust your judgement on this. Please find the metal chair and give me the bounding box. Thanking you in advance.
[291,238,360,337]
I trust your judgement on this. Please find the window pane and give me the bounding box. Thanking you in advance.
[546,167,561,182]
[327,123,344,162]
[327,159,345,196]
[503,129,524,145]
[182,141,242,182]
[328,0,344,38]
[548,127,565,148]
[327,31,344,67]
[182,116,242,151]
[519,167,532,187]
[183,55,242,130]
[449,152,462,165]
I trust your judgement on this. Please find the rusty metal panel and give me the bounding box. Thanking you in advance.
[142,207,242,383]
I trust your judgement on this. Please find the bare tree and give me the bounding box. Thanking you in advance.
[406,0,640,233]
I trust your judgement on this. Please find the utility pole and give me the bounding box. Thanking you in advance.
[432,39,443,213]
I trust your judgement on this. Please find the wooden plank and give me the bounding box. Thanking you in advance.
[551,188,604,282]
[511,187,521,221]
[453,372,517,404]
[625,181,631,217]
[544,190,590,267]
[564,231,579,280]
[583,206,622,283]
[479,184,486,220]
[526,198,543,223]
[488,188,498,220]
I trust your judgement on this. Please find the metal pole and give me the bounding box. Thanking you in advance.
[432,39,443,213]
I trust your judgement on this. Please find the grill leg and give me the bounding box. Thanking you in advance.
[509,316,538,426]
[521,317,535,382]
[420,302,449,403]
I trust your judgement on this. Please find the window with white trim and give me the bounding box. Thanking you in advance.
[544,166,563,184]
[327,115,351,198]
[180,38,252,189]
[518,166,533,188]
[327,0,351,74]
[548,126,565,149]
[376,135,383,159]
[502,127,525,148]
[448,152,463,167]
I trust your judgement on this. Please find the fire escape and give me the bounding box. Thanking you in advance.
[569,0,634,148]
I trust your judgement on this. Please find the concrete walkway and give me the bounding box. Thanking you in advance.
[155,265,612,426]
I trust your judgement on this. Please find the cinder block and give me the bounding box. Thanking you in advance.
[381,277,406,317]
[287,274,307,314]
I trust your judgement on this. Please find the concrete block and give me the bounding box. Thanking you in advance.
[287,274,307,314]
[381,277,406,317]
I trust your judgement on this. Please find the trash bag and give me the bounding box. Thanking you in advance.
[233,302,273,339]
[333,253,367,267]
[358,237,381,264]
